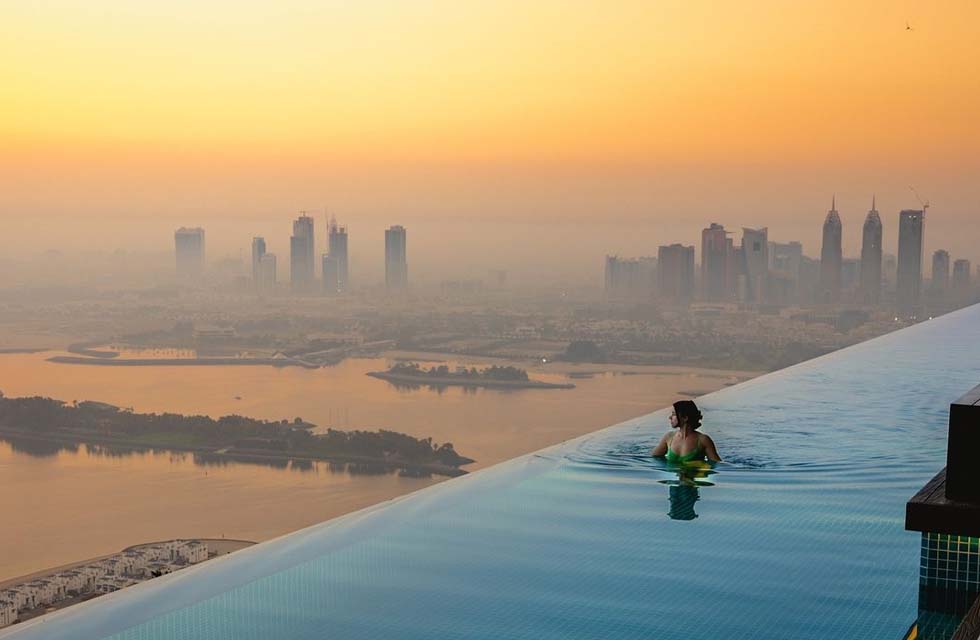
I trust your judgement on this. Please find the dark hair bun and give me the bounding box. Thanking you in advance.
[672,400,703,429]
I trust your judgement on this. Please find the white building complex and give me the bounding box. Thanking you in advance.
[0,540,210,629]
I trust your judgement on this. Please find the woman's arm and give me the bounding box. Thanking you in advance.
[651,432,670,457]
[701,434,722,462]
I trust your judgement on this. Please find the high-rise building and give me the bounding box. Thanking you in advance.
[952,259,972,292]
[701,223,735,301]
[325,218,349,293]
[385,225,408,290]
[819,197,843,304]
[290,215,315,293]
[768,241,803,305]
[883,253,898,291]
[322,254,340,295]
[251,237,266,283]
[798,256,821,304]
[657,244,695,303]
[257,253,277,295]
[842,258,861,293]
[860,198,882,305]
[931,250,950,292]
[896,209,925,316]
[741,227,769,303]
[488,269,508,288]
[174,227,205,281]
[605,255,656,300]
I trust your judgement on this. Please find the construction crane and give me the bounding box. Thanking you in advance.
[909,185,930,212]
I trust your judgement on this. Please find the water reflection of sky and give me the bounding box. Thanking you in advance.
[0,438,440,584]
[0,353,711,468]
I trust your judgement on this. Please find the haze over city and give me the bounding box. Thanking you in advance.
[2,2,980,637]
[3,1,980,281]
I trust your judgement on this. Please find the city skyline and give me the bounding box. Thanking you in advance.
[3,2,980,268]
[5,192,978,292]
[162,196,973,301]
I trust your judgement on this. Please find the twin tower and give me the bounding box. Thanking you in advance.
[819,197,925,314]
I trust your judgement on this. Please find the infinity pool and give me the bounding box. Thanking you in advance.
[6,305,980,640]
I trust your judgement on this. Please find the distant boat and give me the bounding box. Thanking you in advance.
[234,396,242,400]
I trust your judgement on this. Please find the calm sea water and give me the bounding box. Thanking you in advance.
[0,353,724,581]
[6,305,977,640]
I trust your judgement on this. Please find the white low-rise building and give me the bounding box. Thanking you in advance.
[94,577,136,595]
[0,588,33,612]
[53,569,95,594]
[119,551,149,575]
[0,600,18,628]
[1,539,215,622]
[177,542,209,564]
[23,579,65,607]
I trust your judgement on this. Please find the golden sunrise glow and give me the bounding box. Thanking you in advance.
[3,0,979,163]
[3,0,980,268]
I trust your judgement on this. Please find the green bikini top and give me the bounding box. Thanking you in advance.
[664,434,705,464]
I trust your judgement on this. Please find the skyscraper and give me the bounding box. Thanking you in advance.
[952,259,971,292]
[290,214,315,293]
[798,255,821,304]
[819,197,843,304]
[859,197,882,305]
[700,223,734,301]
[896,209,925,316]
[251,237,266,283]
[257,253,277,296]
[841,258,861,293]
[741,227,769,303]
[322,254,340,295]
[324,218,349,293]
[883,253,898,291]
[605,255,656,300]
[931,250,950,292]
[385,225,408,290]
[174,227,205,281]
[768,241,803,305]
[657,244,695,303]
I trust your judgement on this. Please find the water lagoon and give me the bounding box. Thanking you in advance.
[0,352,747,582]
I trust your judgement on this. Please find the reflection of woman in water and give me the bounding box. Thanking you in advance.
[668,483,700,520]
[661,458,716,520]
[651,400,722,463]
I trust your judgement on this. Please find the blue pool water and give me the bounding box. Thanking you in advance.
[5,305,980,640]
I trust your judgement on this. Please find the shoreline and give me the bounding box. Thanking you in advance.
[0,539,256,591]
[0,538,256,627]
[367,371,575,389]
[47,355,318,369]
[382,349,765,379]
[0,428,470,478]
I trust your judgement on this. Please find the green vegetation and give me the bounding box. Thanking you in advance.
[560,340,607,363]
[388,362,530,381]
[0,393,473,473]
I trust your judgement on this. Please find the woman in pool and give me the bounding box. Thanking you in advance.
[651,400,722,463]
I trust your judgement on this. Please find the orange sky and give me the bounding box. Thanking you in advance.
[1,0,978,265]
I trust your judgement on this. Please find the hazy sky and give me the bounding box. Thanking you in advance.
[2,0,978,274]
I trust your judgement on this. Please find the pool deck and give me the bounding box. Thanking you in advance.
[905,469,980,537]
[906,381,980,640]
[906,383,980,538]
